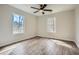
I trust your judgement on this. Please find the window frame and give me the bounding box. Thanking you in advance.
[47,16,56,33]
[12,13,24,34]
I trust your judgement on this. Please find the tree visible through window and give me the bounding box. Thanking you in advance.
[47,17,56,33]
[12,14,24,34]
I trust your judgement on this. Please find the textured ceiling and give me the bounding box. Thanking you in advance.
[9,4,76,16]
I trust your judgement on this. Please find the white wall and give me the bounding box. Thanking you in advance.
[75,6,79,47]
[0,5,37,47]
[37,10,75,41]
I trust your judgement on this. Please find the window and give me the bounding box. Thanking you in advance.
[47,17,56,33]
[12,14,24,34]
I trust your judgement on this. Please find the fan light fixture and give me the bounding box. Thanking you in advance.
[39,10,43,12]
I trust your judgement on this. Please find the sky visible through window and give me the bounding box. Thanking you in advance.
[13,14,24,34]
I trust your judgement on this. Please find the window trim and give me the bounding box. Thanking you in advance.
[47,16,56,33]
[12,13,24,34]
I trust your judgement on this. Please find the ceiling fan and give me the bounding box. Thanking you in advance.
[31,4,52,14]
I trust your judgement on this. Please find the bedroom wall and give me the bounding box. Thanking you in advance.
[0,5,37,47]
[37,10,75,41]
[75,6,79,48]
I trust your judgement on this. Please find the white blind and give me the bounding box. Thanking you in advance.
[47,17,56,33]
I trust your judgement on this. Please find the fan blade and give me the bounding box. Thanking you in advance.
[40,4,43,8]
[42,4,47,9]
[43,4,47,8]
[31,7,40,10]
[40,4,47,9]
[34,11,39,13]
[44,9,52,11]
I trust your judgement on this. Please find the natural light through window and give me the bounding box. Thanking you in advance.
[12,13,24,34]
[47,17,56,33]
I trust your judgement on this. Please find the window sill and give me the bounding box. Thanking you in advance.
[13,32,24,35]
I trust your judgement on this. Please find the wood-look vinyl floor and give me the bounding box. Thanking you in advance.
[9,37,79,55]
